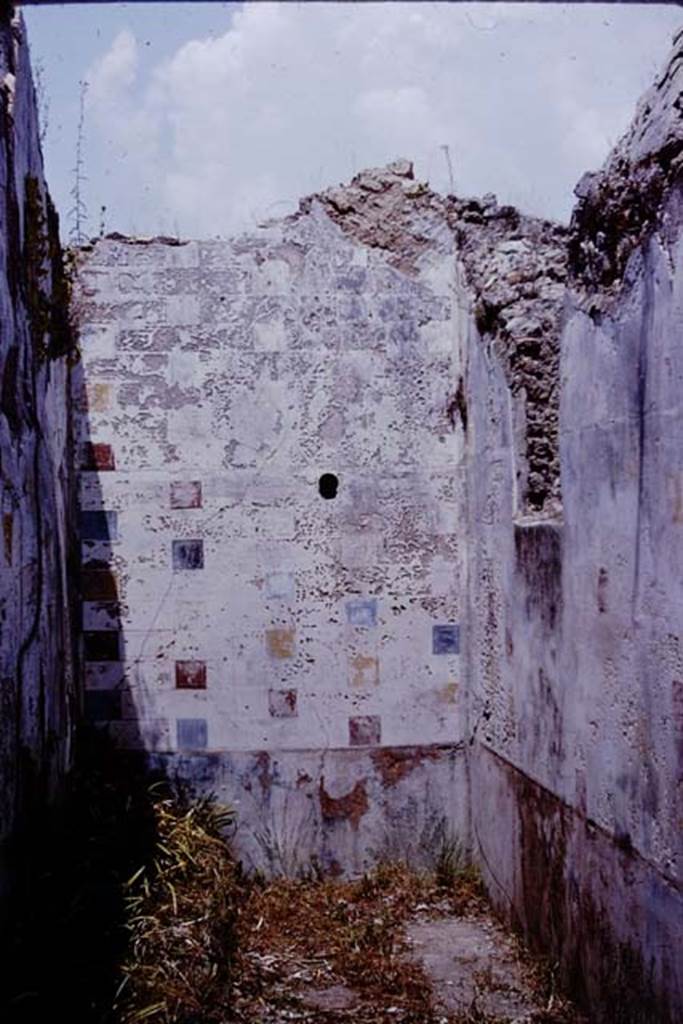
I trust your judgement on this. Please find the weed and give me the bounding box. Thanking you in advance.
[115,788,240,1024]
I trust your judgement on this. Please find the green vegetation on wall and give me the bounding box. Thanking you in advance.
[23,173,77,362]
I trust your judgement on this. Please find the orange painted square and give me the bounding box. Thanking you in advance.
[266,627,295,659]
[349,653,379,688]
[87,382,112,412]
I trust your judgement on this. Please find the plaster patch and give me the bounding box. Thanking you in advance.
[319,776,369,830]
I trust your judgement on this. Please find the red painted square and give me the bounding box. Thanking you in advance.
[268,688,298,718]
[175,660,207,689]
[81,443,115,471]
[81,570,119,601]
[170,480,202,509]
[349,715,381,747]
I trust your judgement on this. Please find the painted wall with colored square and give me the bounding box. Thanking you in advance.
[73,206,467,760]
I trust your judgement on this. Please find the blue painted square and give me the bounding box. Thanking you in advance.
[433,624,460,655]
[84,690,121,721]
[177,718,208,750]
[172,539,204,571]
[80,510,118,541]
[346,598,377,627]
[266,571,295,600]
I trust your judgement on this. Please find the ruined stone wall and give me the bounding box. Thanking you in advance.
[0,11,78,911]
[67,26,683,1017]
[73,166,469,874]
[467,30,683,1024]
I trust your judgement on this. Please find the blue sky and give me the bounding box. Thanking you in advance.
[23,3,683,241]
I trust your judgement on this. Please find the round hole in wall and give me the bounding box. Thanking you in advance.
[319,473,339,500]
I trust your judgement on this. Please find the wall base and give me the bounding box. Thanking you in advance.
[471,744,683,1024]
[137,743,468,878]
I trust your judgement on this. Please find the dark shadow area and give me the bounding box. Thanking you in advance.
[1,734,160,1023]
[1,348,164,1023]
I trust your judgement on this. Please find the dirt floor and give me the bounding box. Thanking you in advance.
[227,863,588,1024]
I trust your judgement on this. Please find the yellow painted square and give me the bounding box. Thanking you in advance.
[266,627,295,659]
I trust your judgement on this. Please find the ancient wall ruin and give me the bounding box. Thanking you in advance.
[0,8,681,1022]
[467,32,683,1022]
[0,10,78,911]
[72,168,470,875]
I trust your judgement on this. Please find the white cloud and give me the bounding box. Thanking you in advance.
[355,86,446,153]
[87,28,137,108]
[86,28,160,194]
[81,3,683,238]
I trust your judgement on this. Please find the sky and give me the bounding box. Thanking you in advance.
[23,2,683,242]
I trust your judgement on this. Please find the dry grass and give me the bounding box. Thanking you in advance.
[227,861,585,1024]
[454,934,586,1024]
[112,798,582,1024]
[114,788,241,1024]
[229,861,486,1023]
